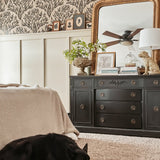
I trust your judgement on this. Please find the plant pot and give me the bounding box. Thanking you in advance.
[73,57,92,75]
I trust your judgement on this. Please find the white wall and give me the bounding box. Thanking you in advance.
[0,41,20,83]
[0,29,91,112]
[22,39,44,86]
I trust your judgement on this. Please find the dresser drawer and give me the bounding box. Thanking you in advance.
[95,78,142,88]
[96,101,142,114]
[116,78,142,88]
[144,78,160,88]
[96,89,142,101]
[95,78,117,88]
[95,114,142,129]
[73,79,92,88]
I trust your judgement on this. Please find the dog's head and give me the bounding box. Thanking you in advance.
[138,51,150,58]
[74,143,90,160]
[50,133,90,160]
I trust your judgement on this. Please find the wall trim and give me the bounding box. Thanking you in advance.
[0,29,91,41]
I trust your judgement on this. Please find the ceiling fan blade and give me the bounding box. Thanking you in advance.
[128,28,143,38]
[105,40,121,47]
[103,31,122,39]
[132,39,138,41]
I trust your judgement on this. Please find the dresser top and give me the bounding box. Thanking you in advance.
[70,75,160,78]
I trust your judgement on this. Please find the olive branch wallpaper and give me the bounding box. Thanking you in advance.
[0,0,98,35]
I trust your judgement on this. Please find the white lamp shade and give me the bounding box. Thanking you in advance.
[139,28,160,50]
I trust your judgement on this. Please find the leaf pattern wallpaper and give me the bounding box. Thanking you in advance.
[0,0,99,35]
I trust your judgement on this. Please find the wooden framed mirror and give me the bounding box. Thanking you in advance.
[91,0,160,74]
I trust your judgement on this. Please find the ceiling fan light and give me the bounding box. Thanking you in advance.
[120,40,133,46]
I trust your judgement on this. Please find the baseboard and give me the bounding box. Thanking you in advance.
[75,126,160,138]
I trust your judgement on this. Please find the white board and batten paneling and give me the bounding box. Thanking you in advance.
[22,39,44,86]
[0,40,20,83]
[45,38,69,110]
[0,29,91,112]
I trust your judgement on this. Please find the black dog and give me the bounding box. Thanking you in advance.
[0,133,90,160]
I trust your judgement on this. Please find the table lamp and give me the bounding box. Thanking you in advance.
[139,28,160,55]
[139,28,160,75]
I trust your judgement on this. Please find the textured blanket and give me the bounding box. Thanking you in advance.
[0,84,79,150]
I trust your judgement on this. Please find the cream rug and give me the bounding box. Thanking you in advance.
[77,133,160,160]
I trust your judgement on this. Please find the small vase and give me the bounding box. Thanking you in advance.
[73,57,92,75]
[125,52,137,67]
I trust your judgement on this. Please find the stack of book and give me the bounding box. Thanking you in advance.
[119,67,138,75]
[101,67,119,75]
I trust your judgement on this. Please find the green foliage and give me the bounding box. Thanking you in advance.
[63,39,107,63]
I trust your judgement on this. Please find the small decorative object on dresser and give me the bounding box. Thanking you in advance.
[73,57,92,75]
[125,50,137,67]
[66,19,73,30]
[139,28,160,75]
[52,21,60,31]
[63,40,107,75]
[138,51,160,75]
[73,14,85,29]
[119,66,138,75]
[99,67,119,75]
[95,52,116,75]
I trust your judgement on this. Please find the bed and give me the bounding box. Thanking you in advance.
[0,84,79,150]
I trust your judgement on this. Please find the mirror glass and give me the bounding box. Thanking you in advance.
[98,2,153,67]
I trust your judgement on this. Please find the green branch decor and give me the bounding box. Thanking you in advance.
[63,39,107,63]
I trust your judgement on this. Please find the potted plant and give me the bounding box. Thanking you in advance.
[63,39,107,75]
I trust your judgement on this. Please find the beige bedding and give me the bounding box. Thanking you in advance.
[0,84,79,150]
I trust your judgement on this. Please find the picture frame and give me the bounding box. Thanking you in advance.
[95,52,116,75]
[66,19,73,30]
[86,22,92,29]
[73,14,85,29]
[60,23,65,31]
[47,24,52,32]
[52,21,60,31]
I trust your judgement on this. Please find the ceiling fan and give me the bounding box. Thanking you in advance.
[103,28,143,47]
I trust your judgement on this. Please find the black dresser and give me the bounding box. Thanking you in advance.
[70,75,160,137]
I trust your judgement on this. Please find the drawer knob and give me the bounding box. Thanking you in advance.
[153,80,159,85]
[131,118,136,125]
[153,106,159,112]
[130,92,136,98]
[100,93,105,97]
[99,81,104,86]
[131,80,136,85]
[80,104,85,110]
[100,117,105,123]
[81,81,85,86]
[99,105,105,110]
[130,105,136,111]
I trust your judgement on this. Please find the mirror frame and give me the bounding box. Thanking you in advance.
[91,0,160,74]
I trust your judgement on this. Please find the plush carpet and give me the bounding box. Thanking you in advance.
[76,133,160,160]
